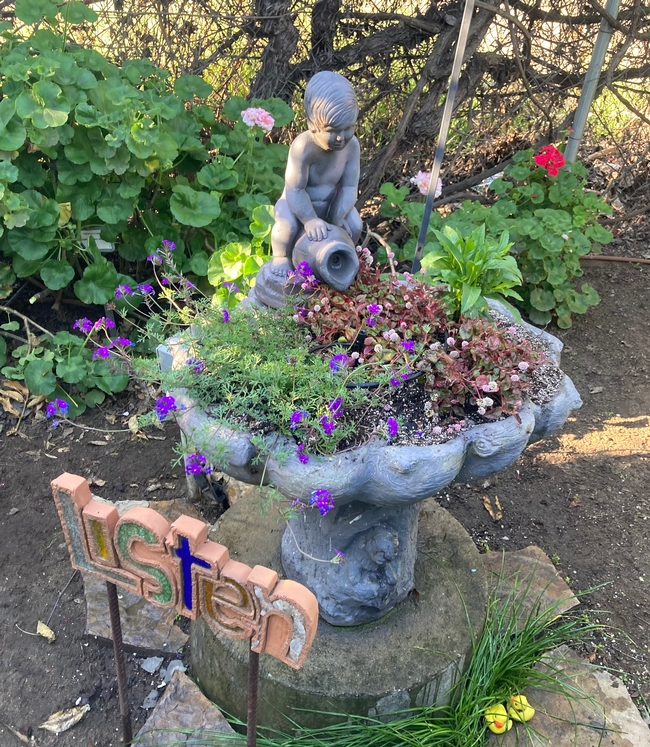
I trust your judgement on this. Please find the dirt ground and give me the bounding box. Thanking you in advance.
[0,256,649,746]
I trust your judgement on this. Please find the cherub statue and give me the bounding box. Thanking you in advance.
[252,71,362,307]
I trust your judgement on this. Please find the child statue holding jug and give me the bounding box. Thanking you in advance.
[252,71,362,308]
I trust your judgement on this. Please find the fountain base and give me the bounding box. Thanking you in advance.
[190,496,487,732]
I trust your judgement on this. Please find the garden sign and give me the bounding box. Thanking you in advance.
[51,473,319,744]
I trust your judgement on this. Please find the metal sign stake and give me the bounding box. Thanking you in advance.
[106,581,133,744]
[247,645,260,747]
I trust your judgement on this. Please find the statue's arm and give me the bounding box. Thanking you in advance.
[328,138,361,228]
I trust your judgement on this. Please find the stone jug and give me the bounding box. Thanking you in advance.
[291,224,359,291]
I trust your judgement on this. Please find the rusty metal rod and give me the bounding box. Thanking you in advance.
[106,581,133,744]
[246,646,260,747]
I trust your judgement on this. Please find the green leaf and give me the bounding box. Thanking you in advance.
[96,196,133,224]
[189,250,209,276]
[56,355,87,384]
[0,263,16,291]
[12,255,45,277]
[252,97,294,127]
[73,261,118,304]
[84,388,106,407]
[250,204,274,239]
[170,185,221,227]
[61,1,99,23]
[222,96,250,122]
[529,287,556,312]
[174,74,213,101]
[24,358,56,396]
[197,162,239,191]
[580,283,600,306]
[0,337,6,367]
[460,283,482,315]
[40,259,75,290]
[0,98,16,130]
[527,308,552,325]
[0,160,19,183]
[0,118,27,151]
[15,0,58,24]
[7,231,50,261]
[509,165,531,181]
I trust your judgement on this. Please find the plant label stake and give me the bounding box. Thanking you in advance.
[411,0,476,274]
[51,473,319,747]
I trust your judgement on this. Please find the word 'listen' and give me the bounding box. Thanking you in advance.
[52,473,318,668]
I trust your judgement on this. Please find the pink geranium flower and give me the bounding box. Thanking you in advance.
[410,171,443,197]
[241,107,275,132]
[534,144,565,177]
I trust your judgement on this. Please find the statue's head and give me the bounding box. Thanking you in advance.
[304,71,359,133]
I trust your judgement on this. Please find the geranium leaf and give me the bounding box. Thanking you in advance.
[24,359,57,395]
[170,185,221,227]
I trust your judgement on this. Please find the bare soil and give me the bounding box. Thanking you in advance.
[0,258,649,746]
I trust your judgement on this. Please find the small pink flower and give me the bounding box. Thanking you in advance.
[405,302,412,309]
[511,374,520,382]
[447,337,455,346]
[518,361,530,371]
[449,350,460,359]
[432,426,443,435]
[241,107,275,132]
[387,251,395,259]
[507,326,517,334]
[374,344,383,353]
[478,407,486,415]
[430,342,441,350]
[400,321,407,329]
[410,171,443,197]
[350,351,360,360]
[562,233,569,240]
[482,381,499,393]
[313,304,321,312]
[461,341,469,349]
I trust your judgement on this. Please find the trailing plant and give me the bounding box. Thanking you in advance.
[0,308,129,414]
[0,4,291,306]
[380,146,613,327]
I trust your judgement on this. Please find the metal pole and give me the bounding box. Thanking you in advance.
[246,646,260,747]
[106,581,133,744]
[564,0,621,162]
[411,0,476,273]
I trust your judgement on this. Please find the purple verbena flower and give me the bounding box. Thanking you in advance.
[46,398,69,420]
[294,261,314,278]
[186,358,204,374]
[367,303,382,315]
[389,377,401,387]
[113,337,134,347]
[185,453,211,475]
[73,317,93,334]
[161,278,169,286]
[162,239,177,251]
[387,417,399,439]
[137,283,155,295]
[329,354,348,372]
[223,281,240,293]
[366,318,376,327]
[319,416,337,436]
[222,309,230,323]
[92,346,111,360]
[155,395,177,420]
[147,253,162,265]
[296,443,309,464]
[115,284,133,299]
[309,488,334,516]
[328,397,343,417]
[290,410,308,430]
[400,340,415,352]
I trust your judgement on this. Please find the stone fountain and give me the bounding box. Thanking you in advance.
[159,72,582,731]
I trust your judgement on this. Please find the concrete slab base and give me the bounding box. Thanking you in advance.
[190,496,488,733]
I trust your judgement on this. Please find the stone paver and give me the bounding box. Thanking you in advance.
[135,669,236,746]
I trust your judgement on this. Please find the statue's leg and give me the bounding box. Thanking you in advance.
[271,199,300,263]
[346,207,362,245]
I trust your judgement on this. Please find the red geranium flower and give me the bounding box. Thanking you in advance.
[534,144,565,176]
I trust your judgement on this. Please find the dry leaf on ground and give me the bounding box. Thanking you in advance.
[39,704,90,734]
[36,621,56,643]
[481,495,503,522]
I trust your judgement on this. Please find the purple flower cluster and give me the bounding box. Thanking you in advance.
[155,395,178,420]
[185,453,211,475]
[309,488,334,516]
[46,398,69,427]
[147,253,162,265]
[289,261,319,291]
[387,417,399,439]
[329,354,348,372]
[296,443,309,464]
[186,358,204,374]
[319,397,344,436]
[400,340,415,352]
[91,337,135,360]
[223,281,240,293]
[137,283,155,295]
[290,410,308,430]
[222,309,230,323]
[162,239,176,251]
[73,317,93,333]
[319,416,336,436]
[115,284,133,299]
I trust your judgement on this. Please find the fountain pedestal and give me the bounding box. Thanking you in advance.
[190,496,487,732]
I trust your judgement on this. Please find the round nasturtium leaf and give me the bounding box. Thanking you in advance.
[56,355,87,384]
